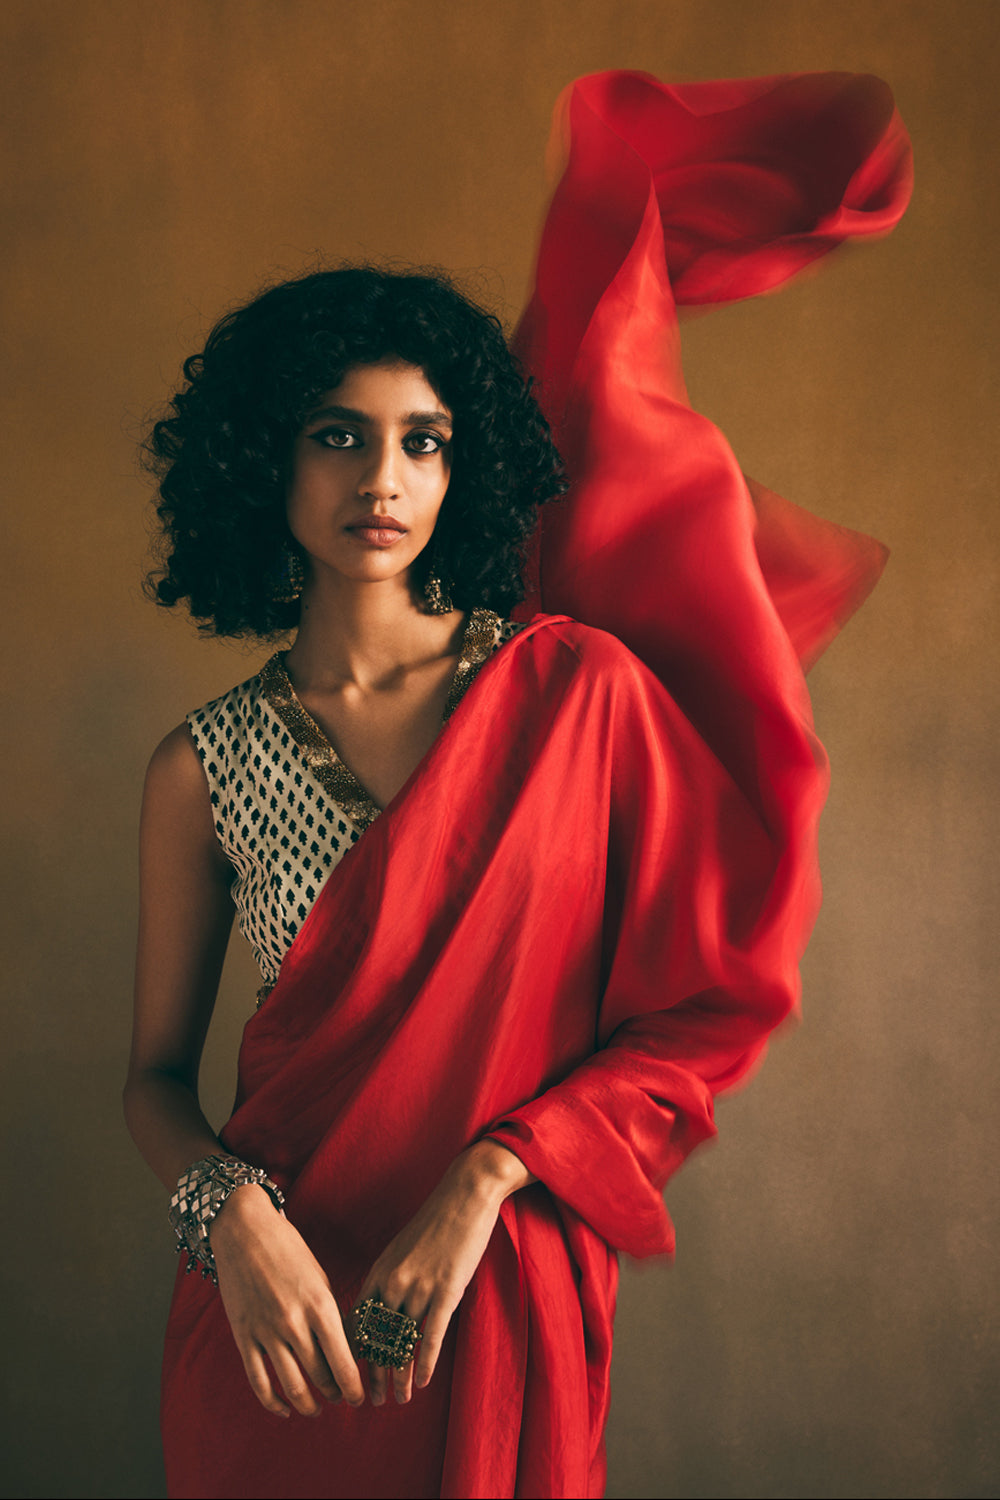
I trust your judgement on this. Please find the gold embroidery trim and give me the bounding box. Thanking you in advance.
[257,608,503,836]
[443,608,503,721]
[258,655,382,832]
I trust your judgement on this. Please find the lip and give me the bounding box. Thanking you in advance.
[347,514,408,532]
[345,514,409,548]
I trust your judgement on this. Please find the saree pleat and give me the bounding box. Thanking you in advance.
[162,70,912,1500]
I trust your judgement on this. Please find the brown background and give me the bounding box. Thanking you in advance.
[2,2,997,1497]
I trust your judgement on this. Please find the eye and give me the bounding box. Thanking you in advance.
[404,431,446,455]
[311,426,361,449]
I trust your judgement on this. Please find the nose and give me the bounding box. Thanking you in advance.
[358,437,400,503]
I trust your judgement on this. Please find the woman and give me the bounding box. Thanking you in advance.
[126,70,912,1500]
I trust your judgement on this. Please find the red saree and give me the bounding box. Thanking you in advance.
[162,70,912,1500]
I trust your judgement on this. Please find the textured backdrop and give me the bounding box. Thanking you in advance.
[2,3,997,1497]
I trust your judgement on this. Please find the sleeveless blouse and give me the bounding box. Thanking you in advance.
[187,609,524,1001]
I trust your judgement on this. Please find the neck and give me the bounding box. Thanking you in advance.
[283,566,466,692]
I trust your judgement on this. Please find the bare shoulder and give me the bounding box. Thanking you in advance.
[144,721,212,812]
[142,721,225,867]
[146,720,204,784]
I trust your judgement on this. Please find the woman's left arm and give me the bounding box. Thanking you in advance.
[362,642,815,1398]
[358,1139,534,1404]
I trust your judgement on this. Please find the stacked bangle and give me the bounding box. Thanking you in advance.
[168,1153,285,1284]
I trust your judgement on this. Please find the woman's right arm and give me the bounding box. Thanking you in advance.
[125,723,365,1414]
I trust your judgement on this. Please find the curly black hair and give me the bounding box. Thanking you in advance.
[144,265,567,637]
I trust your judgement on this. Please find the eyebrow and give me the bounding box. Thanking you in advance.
[304,404,453,428]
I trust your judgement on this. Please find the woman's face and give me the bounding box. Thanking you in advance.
[286,357,453,595]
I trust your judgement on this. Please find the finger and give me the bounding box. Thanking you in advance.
[367,1356,390,1406]
[289,1331,342,1405]
[268,1342,323,1418]
[242,1342,290,1418]
[313,1309,366,1408]
[389,1296,428,1405]
[414,1301,453,1389]
[354,1283,391,1405]
[351,1279,380,1359]
[354,1283,421,1405]
[393,1356,415,1405]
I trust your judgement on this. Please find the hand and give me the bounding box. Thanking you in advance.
[210,1184,366,1418]
[358,1141,533,1406]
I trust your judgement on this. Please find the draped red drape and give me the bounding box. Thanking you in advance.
[162,71,912,1500]
[514,68,912,661]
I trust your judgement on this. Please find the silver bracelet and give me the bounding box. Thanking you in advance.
[168,1153,285,1285]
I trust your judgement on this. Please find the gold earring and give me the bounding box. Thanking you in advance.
[423,562,454,614]
[269,543,305,603]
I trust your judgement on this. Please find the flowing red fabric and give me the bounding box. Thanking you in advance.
[162,71,911,1500]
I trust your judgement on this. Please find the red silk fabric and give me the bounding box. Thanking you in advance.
[162,71,912,1500]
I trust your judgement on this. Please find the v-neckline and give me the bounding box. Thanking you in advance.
[257,608,502,830]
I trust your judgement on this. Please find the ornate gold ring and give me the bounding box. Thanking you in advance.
[352,1296,422,1370]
